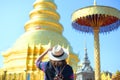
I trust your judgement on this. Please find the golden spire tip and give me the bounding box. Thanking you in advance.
[94,0,97,6]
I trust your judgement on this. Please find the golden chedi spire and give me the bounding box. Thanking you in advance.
[25,0,63,34]
[93,0,97,6]
[2,0,79,75]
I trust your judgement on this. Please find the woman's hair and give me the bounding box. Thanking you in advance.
[50,60,67,67]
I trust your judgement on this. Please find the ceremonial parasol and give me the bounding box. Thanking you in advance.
[71,0,120,80]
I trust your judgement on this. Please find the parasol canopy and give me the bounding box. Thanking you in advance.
[72,5,120,33]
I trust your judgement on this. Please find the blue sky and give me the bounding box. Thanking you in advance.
[0,0,120,73]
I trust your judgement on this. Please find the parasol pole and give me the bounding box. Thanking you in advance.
[93,27,101,80]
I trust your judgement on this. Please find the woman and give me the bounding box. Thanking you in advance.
[35,45,74,80]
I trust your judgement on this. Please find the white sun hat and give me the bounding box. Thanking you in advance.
[48,45,69,61]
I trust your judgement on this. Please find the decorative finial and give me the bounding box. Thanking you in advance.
[84,41,88,59]
[84,37,88,60]
[84,36,87,52]
[94,0,97,6]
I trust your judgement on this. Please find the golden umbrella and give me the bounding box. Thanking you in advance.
[71,1,120,80]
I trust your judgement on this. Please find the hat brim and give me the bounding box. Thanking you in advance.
[48,48,69,61]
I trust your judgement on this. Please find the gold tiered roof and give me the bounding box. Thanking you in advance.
[11,0,70,51]
[25,0,63,33]
[3,0,73,52]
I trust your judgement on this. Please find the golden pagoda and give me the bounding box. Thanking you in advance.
[0,0,79,80]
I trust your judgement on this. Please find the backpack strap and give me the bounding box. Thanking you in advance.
[53,65,66,80]
[53,65,66,75]
[59,65,66,74]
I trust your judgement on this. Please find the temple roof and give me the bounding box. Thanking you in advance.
[76,47,93,73]
[81,48,93,72]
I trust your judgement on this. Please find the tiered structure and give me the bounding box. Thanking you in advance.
[1,0,79,80]
[76,47,94,80]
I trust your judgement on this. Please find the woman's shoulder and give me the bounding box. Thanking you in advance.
[65,64,73,70]
[66,64,72,67]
